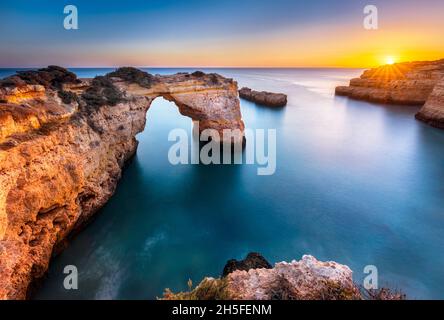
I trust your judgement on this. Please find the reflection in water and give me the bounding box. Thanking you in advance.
[33,68,444,300]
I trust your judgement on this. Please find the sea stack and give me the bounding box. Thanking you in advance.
[239,87,287,107]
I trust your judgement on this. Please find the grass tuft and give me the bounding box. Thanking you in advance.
[161,278,233,300]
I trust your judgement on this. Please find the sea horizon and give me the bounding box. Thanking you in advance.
[2,0,444,307]
[12,67,439,300]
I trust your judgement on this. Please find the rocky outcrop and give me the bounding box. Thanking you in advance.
[239,87,287,107]
[222,252,272,277]
[415,78,444,128]
[0,66,244,299]
[163,253,406,300]
[164,255,361,300]
[226,255,360,300]
[335,59,444,129]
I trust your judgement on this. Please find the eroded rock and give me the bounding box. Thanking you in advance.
[226,255,360,300]
[239,87,287,107]
[163,254,406,301]
[335,59,444,129]
[164,255,361,300]
[222,252,272,277]
[416,78,444,129]
[0,66,244,299]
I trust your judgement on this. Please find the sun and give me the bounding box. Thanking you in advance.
[385,56,396,65]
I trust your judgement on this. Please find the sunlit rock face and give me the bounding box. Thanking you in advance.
[416,78,444,129]
[0,67,244,299]
[111,69,244,144]
[335,59,444,129]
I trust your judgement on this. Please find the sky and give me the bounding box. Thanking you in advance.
[0,0,443,68]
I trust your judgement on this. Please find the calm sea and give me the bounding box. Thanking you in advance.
[2,68,444,299]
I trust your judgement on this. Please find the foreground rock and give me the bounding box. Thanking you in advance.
[335,59,444,129]
[222,252,272,277]
[164,255,360,300]
[0,66,244,299]
[239,87,287,107]
[163,254,405,300]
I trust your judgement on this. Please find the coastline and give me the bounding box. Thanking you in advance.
[2,64,444,300]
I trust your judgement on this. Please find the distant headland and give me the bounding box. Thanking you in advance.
[336,59,444,129]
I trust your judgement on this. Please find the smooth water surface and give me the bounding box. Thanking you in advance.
[2,68,442,299]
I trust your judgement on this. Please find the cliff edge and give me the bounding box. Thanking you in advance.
[0,66,244,299]
[335,59,444,129]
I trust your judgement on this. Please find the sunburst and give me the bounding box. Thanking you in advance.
[385,56,396,65]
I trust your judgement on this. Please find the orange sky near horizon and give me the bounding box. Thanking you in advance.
[76,20,444,68]
[2,1,444,68]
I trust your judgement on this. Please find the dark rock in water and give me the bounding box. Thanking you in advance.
[222,252,272,277]
[239,87,287,107]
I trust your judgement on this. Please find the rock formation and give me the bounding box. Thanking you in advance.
[0,66,244,299]
[415,78,444,128]
[239,87,287,107]
[222,252,272,277]
[335,59,444,129]
[163,253,406,300]
[164,255,361,300]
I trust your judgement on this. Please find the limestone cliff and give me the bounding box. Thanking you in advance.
[0,66,244,299]
[416,78,444,128]
[335,59,444,129]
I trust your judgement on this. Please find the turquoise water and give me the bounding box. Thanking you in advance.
[2,68,444,299]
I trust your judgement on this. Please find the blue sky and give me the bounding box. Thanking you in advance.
[1,0,443,67]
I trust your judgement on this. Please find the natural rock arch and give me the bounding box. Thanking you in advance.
[110,68,245,143]
[0,67,244,299]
